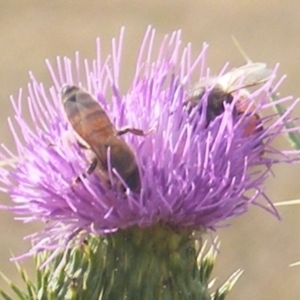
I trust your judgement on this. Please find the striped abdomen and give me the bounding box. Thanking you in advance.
[61,85,141,192]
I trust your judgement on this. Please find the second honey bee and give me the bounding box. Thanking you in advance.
[61,85,146,193]
[184,63,273,137]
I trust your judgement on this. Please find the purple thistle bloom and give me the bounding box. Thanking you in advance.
[0,26,298,258]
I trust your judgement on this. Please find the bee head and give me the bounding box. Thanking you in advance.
[61,85,80,103]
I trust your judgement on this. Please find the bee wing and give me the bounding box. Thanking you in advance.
[190,77,218,97]
[218,63,273,93]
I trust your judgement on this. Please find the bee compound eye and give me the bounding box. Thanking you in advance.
[61,84,76,96]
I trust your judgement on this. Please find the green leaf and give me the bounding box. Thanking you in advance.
[0,291,14,300]
[0,273,27,300]
[270,93,300,149]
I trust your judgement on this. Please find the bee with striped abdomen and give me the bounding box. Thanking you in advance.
[61,85,146,193]
[184,63,273,137]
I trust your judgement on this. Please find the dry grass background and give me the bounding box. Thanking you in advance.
[0,1,300,299]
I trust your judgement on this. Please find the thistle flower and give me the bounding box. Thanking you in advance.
[0,27,298,260]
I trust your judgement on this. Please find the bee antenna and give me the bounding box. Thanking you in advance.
[231,35,252,63]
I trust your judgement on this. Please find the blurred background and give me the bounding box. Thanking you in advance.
[1,1,300,299]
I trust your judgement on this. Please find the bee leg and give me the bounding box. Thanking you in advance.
[77,140,90,150]
[72,157,98,185]
[117,127,152,136]
[86,157,98,175]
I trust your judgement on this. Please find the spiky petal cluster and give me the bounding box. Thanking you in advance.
[0,27,298,257]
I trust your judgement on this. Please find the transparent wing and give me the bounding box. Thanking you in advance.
[191,77,218,97]
[218,63,273,93]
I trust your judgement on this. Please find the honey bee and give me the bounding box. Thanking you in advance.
[184,63,273,137]
[61,85,146,193]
